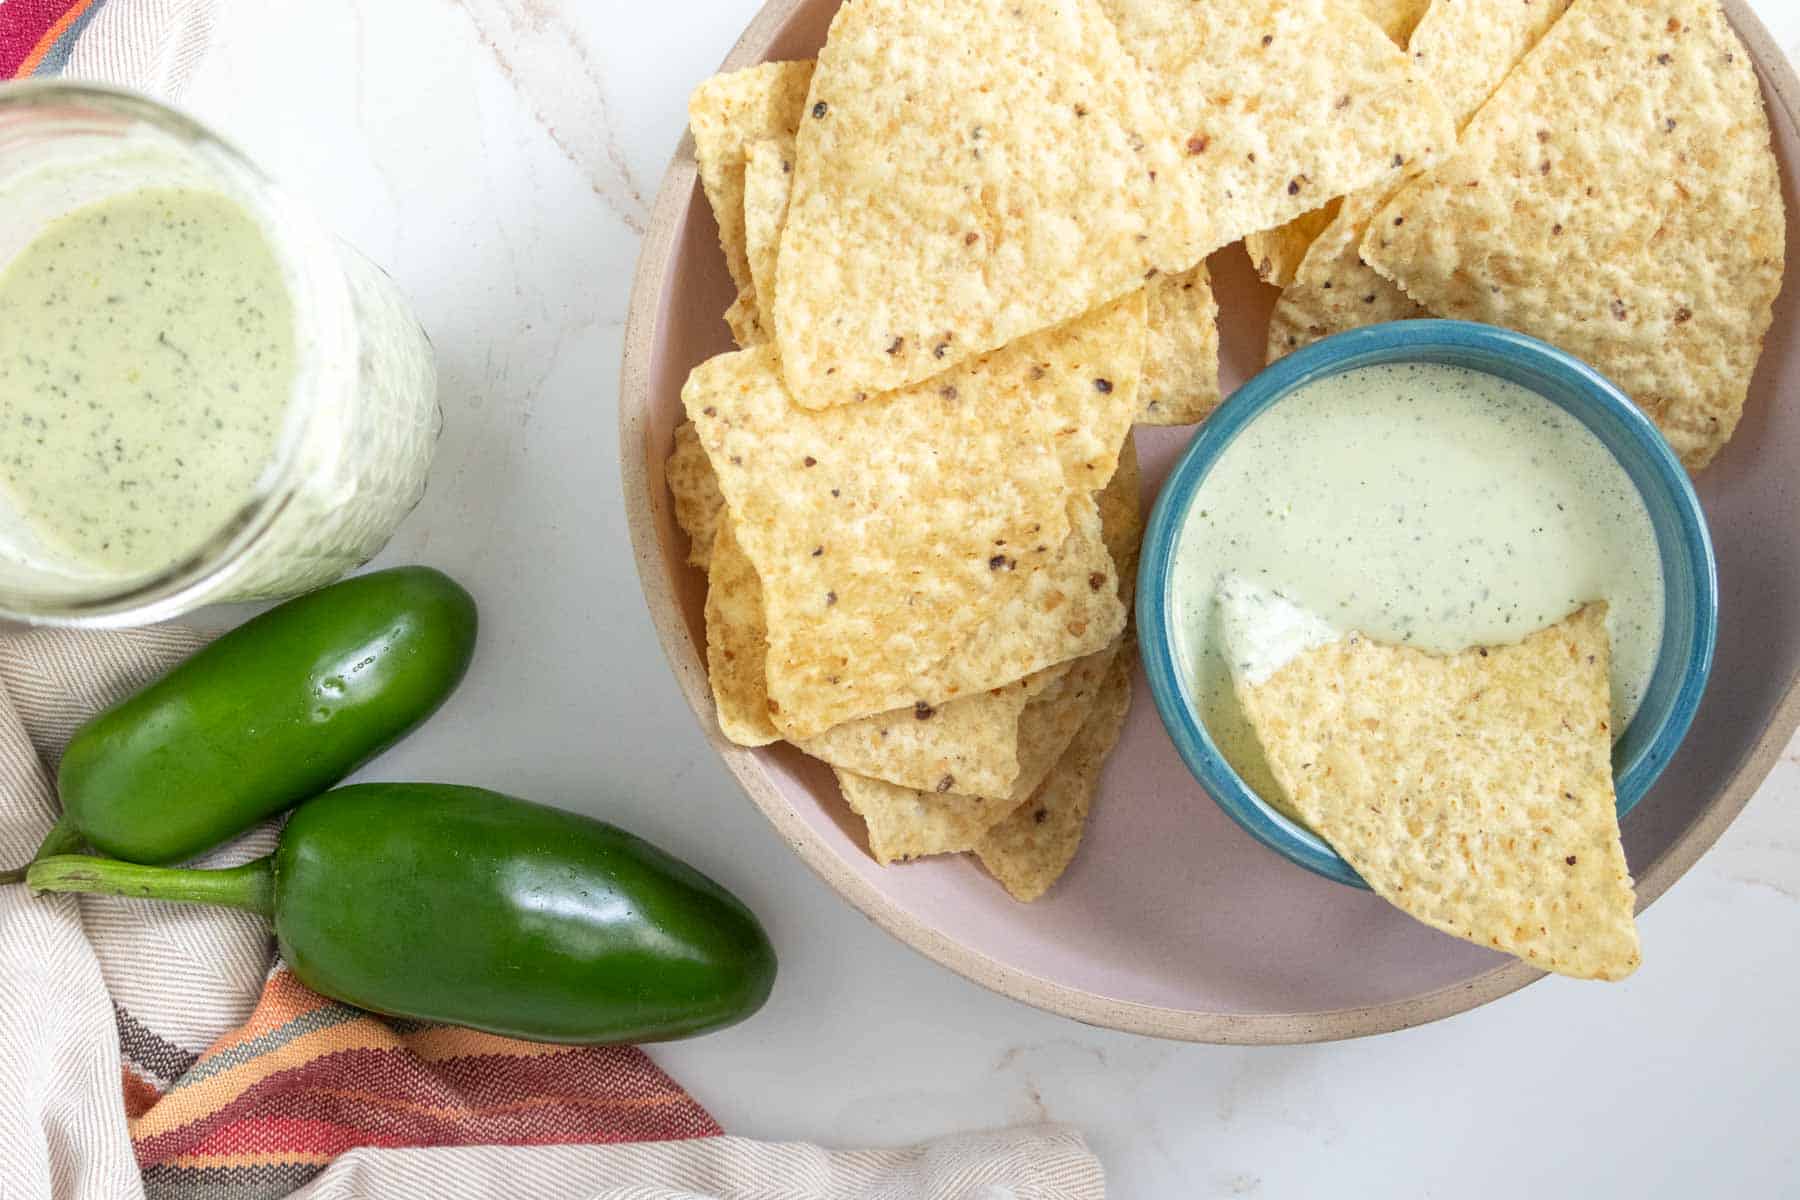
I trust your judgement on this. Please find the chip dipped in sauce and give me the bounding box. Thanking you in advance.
[1170,361,1664,821]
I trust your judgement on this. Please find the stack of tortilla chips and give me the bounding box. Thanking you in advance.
[667,0,1781,904]
[668,0,1453,900]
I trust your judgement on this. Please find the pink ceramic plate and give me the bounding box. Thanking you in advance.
[621,0,1800,1043]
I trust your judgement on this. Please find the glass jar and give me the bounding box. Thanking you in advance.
[0,83,440,626]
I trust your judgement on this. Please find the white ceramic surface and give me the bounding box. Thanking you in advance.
[168,3,1800,1194]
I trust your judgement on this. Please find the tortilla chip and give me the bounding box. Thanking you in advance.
[1266,189,1425,362]
[1359,0,1431,46]
[667,421,725,571]
[685,297,1141,737]
[800,455,1139,794]
[1245,200,1341,288]
[1234,603,1640,981]
[839,643,1118,863]
[1407,0,1574,133]
[1139,266,1222,425]
[705,521,779,746]
[977,652,1134,901]
[742,136,795,338]
[1362,0,1785,469]
[723,289,764,349]
[1102,0,1454,255]
[773,0,1200,408]
[1267,0,1579,363]
[689,61,815,346]
[1098,438,1142,608]
[802,668,1065,801]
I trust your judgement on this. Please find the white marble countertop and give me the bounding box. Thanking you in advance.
[176,3,1800,1195]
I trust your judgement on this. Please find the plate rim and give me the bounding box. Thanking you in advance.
[618,0,1800,1044]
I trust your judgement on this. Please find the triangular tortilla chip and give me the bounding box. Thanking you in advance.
[1267,0,1574,363]
[1140,266,1221,425]
[1362,0,1785,469]
[976,651,1134,901]
[704,521,780,746]
[1103,0,1454,257]
[742,136,795,337]
[1246,200,1341,288]
[773,0,1200,409]
[666,421,724,571]
[799,454,1137,792]
[838,642,1118,863]
[685,294,1141,736]
[1232,600,1640,981]
[688,61,815,346]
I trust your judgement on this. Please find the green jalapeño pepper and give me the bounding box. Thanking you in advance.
[27,784,778,1044]
[1,567,477,882]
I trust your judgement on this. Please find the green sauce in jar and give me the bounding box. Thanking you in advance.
[0,187,296,575]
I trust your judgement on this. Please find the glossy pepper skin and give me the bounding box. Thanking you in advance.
[268,784,777,1043]
[56,567,477,865]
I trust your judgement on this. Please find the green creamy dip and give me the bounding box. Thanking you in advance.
[0,187,296,575]
[1172,362,1665,820]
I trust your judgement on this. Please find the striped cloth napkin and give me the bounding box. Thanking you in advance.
[0,5,1107,1200]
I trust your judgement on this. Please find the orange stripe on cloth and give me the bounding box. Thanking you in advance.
[130,967,719,1178]
[14,0,97,75]
[164,1147,339,1171]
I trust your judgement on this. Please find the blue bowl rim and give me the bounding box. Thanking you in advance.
[1135,319,1720,889]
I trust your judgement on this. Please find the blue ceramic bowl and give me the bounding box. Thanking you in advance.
[1136,320,1718,888]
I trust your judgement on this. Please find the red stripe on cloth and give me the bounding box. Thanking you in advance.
[136,1042,719,1167]
[0,0,96,77]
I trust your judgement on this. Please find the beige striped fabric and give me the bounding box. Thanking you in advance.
[62,0,218,96]
[293,1127,1106,1199]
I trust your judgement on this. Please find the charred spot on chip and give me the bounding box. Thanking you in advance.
[989,554,1013,570]
[1186,135,1209,155]
[912,700,936,720]
[964,231,980,246]
[811,546,823,557]
[1610,298,1628,320]
[1033,808,1048,824]
[1664,117,1678,132]
[1093,377,1113,394]
[1656,52,1672,65]
[886,336,905,356]
[1088,572,1106,590]
[935,775,954,793]
[1334,94,1351,111]
[1673,306,1693,324]
[1286,178,1302,196]
[940,385,959,400]
[1552,222,1564,236]
[933,341,950,359]
[1393,216,1404,226]
[1074,103,1088,118]
[811,100,829,119]
[1260,33,1273,46]
[803,455,817,467]
[824,590,837,606]
[1391,153,1405,168]
[702,406,717,416]
[1565,855,1579,866]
